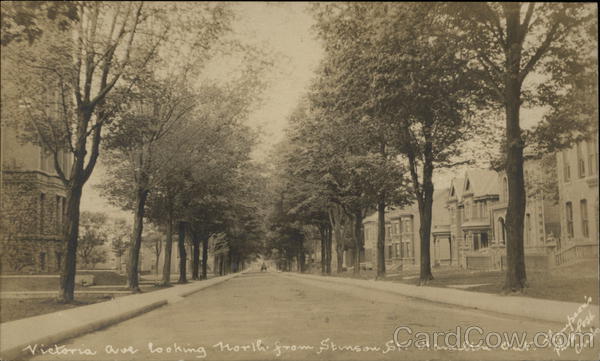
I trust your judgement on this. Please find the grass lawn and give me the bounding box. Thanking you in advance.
[0,271,129,292]
[0,284,168,323]
[78,270,128,285]
[0,296,111,323]
[308,260,599,304]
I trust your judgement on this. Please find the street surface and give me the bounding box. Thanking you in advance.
[29,272,599,360]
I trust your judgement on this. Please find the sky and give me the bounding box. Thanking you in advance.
[81,2,324,220]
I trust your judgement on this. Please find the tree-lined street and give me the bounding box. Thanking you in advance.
[1,3,598,361]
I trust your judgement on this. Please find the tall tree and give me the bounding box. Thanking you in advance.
[2,2,233,301]
[446,2,595,291]
[101,75,200,291]
[312,3,480,283]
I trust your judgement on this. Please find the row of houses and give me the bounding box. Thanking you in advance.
[360,138,598,271]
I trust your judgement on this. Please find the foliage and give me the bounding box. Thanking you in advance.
[1,1,78,46]
[109,218,129,259]
[78,211,108,269]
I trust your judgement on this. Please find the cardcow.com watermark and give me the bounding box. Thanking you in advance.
[392,297,600,355]
[392,325,597,353]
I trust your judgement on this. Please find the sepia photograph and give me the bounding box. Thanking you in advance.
[0,2,598,360]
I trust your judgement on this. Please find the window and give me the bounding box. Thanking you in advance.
[404,219,412,233]
[566,202,574,238]
[562,150,571,182]
[465,179,470,191]
[580,199,589,238]
[577,142,586,178]
[55,251,62,271]
[587,137,597,176]
[480,233,489,249]
[393,222,400,235]
[402,241,411,258]
[502,177,508,202]
[56,195,61,232]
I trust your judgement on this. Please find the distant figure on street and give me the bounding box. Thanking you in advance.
[261,262,267,272]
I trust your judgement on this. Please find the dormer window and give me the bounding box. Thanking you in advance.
[465,179,470,191]
[450,187,455,197]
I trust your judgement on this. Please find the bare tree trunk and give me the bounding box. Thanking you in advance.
[298,241,305,273]
[192,236,200,280]
[127,188,148,291]
[320,225,327,274]
[376,198,386,279]
[503,4,527,292]
[335,239,344,273]
[155,252,160,281]
[326,226,332,274]
[418,159,434,284]
[161,209,173,286]
[201,237,208,280]
[353,211,363,275]
[59,183,83,302]
[177,221,187,284]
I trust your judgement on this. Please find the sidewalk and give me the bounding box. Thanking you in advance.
[0,290,133,299]
[282,272,600,328]
[0,273,239,361]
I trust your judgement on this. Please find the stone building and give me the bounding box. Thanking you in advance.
[1,125,72,272]
[554,136,599,265]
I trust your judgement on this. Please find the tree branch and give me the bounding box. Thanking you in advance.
[519,20,561,85]
[519,2,535,44]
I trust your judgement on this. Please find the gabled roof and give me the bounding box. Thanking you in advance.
[448,177,464,201]
[463,169,500,198]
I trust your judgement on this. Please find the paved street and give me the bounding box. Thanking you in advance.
[29,272,599,361]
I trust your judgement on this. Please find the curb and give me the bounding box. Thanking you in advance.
[0,273,239,361]
[282,273,600,328]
